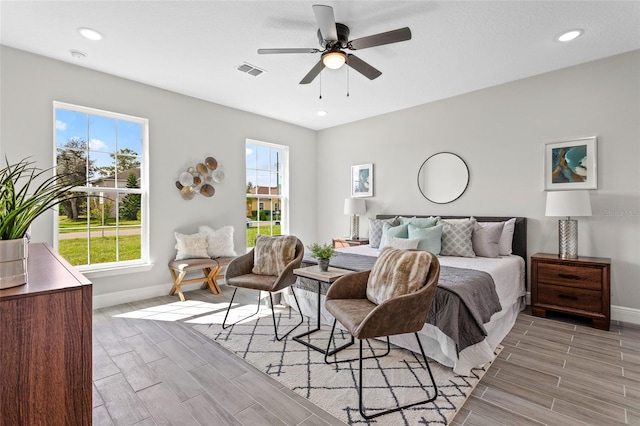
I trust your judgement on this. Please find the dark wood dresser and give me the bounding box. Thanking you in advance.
[0,243,92,425]
[531,252,611,330]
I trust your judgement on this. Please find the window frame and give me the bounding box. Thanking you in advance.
[52,101,150,275]
[245,139,289,247]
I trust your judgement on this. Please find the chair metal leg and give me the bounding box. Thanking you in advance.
[270,289,304,341]
[358,332,439,420]
[324,319,387,364]
[221,288,261,330]
[222,287,304,340]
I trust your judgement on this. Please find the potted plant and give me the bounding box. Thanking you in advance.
[0,157,80,289]
[307,242,336,272]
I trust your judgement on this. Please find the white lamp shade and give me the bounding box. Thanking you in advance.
[344,198,366,215]
[545,190,592,217]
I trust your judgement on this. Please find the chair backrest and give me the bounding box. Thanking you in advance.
[356,252,441,339]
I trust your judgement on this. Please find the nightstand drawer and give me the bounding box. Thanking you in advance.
[537,283,602,312]
[537,263,602,290]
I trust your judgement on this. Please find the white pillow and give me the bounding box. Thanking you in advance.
[198,225,237,258]
[174,232,209,260]
[498,218,516,256]
[385,236,420,250]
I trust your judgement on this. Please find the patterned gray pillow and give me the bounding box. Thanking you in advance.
[439,218,476,257]
[368,217,399,248]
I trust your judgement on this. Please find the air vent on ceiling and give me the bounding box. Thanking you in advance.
[237,62,265,77]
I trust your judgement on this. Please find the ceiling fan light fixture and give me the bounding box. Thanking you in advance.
[322,51,346,69]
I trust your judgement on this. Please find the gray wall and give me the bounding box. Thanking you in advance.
[0,46,318,303]
[317,50,640,316]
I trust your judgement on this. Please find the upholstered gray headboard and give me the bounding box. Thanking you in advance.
[375,215,527,262]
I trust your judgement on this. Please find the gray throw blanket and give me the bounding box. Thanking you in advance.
[298,253,502,353]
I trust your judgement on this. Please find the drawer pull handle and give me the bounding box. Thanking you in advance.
[558,294,579,300]
[558,273,580,280]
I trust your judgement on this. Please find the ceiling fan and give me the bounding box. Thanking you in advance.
[258,5,412,84]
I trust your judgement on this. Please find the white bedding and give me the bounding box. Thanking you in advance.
[283,244,526,375]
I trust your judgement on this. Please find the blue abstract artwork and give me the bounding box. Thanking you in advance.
[551,144,587,184]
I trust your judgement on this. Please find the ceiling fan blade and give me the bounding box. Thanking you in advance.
[347,54,382,80]
[313,4,338,42]
[300,60,325,84]
[349,27,412,50]
[258,48,320,54]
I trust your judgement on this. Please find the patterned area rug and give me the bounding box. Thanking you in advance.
[192,303,500,425]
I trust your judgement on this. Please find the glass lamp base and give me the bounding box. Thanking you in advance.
[559,218,578,259]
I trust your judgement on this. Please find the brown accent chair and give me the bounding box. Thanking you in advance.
[222,237,304,340]
[324,252,441,420]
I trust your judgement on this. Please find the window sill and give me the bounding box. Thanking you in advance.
[79,262,154,279]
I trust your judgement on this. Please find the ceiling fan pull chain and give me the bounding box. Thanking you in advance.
[319,71,322,99]
[346,57,350,97]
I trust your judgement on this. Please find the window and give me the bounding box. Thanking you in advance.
[53,102,149,271]
[245,139,288,249]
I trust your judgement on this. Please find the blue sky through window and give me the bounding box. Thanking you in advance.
[55,108,143,173]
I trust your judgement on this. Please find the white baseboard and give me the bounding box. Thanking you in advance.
[92,281,209,309]
[611,305,640,325]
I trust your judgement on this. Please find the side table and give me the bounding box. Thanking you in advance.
[531,252,611,330]
[332,237,369,248]
[292,265,354,354]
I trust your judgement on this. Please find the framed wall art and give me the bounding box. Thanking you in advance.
[351,163,373,197]
[544,136,597,190]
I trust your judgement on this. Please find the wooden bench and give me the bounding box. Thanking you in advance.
[168,256,235,301]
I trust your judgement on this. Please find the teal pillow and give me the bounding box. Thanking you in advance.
[408,224,443,255]
[399,216,438,228]
[379,223,409,249]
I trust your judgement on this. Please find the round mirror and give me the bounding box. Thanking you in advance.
[417,152,469,204]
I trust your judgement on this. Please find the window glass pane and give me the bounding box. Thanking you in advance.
[57,147,90,186]
[58,229,89,266]
[256,145,270,171]
[88,115,115,153]
[57,191,90,266]
[89,229,118,264]
[117,120,142,155]
[119,227,141,261]
[55,109,87,149]
[246,144,256,169]
[246,170,257,194]
[90,151,115,184]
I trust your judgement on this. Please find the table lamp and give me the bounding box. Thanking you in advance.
[344,198,366,240]
[545,190,592,259]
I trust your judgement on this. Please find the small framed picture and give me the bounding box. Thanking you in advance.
[351,163,373,197]
[544,136,597,190]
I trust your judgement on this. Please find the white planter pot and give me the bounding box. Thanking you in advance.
[0,238,28,289]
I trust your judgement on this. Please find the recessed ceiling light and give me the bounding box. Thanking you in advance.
[78,27,103,41]
[556,29,583,42]
[317,110,328,117]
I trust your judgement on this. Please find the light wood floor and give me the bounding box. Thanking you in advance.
[93,286,640,425]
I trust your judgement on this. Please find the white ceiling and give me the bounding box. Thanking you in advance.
[2,1,639,131]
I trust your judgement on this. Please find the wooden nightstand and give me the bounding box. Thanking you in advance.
[332,237,369,248]
[531,253,611,330]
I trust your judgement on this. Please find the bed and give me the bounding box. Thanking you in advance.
[282,215,527,375]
